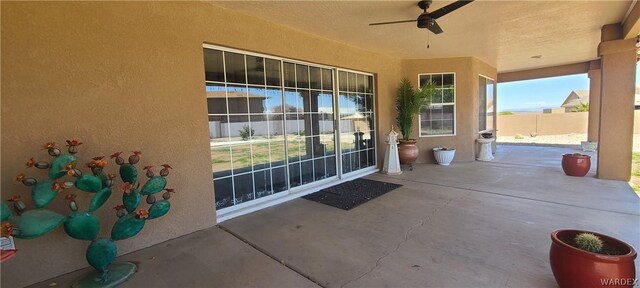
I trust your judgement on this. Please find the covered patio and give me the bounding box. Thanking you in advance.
[28,145,639,287]
[3,1,640,287]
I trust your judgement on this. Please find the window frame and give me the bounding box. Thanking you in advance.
[203,43,378,214]
[478,74,495,133]
[418,72,457,137]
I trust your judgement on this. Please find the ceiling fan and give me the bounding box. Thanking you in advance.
[369,0,474,35]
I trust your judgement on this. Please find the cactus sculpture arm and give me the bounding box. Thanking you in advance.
[0,140,177,283]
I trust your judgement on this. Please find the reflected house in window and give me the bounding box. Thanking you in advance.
[207,90,267,139]
[207,90,267,120]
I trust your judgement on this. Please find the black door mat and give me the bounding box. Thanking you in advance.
[303,178,402,210]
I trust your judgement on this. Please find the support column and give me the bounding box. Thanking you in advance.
[587,61,601,142]
[597,38,637,181]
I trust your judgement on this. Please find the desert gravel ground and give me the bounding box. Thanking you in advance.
[497,133,640,152]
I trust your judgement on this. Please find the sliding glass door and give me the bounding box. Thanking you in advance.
[283,62,337,189]
[204,46,376,212]
[337,70,376,175]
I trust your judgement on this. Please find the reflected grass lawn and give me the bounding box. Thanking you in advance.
[211,135,353,173]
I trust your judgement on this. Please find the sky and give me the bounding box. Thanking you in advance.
[497,74,589,112]
[497,64,640,112]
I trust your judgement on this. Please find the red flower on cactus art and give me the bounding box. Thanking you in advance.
[65,140,83,147]
[43,142,56,149]
[120,182,133,194]
[25,158,35,168]
[110,152,122,159]
[52,181,65,191]
[161,164,173,169]
[136,209,149,219]
[15,173,26,182]
[64,162,77,176]
[7,195,21,202]
[113,204,125,211]
[65,194,77,201]
[1,222,14,237]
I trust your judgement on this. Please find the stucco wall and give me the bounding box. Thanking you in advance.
[400,57,497,163]
[497,112,589,136]
[1,1,402,286]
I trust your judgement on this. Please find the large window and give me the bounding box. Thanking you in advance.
[419,73,455,136]
[204,46,376,212]
[479,75,495,132]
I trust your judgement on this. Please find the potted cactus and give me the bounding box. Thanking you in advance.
[561,153,591,177]
[396,78,435,165]
[550,229,637,288]
[0,140,176,287]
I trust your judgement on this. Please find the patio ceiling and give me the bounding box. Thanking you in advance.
[209,0,631,73]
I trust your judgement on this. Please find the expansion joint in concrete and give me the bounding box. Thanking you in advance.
[217,225,326,288]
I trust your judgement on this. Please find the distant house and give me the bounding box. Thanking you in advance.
[558,88,640,112]
[560,90,589,112]
[206,91,267,122]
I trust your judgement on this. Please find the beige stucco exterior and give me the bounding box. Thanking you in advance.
[5,0,636,286]
[596,38,637,181]
[401,58,497,163]
[1,1,406,286]
[588,66,602,142]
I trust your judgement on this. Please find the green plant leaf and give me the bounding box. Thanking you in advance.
[122,189,141,213]
[88,188,112,212]
[49,154,76,179]
[1,202,12,221]
[64,212,100,240]
[111,213,145,240]
[86,238,117,272]
[32,179,57,208]
[12,209,65,239]
[396,78,434,140]
[120,164,138,185]
[148,200,170,219]
[141,176,167,195]
[75,175,103,193]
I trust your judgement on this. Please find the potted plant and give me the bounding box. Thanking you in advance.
[433,147,456,166]
[396,78,435,165]
[561,153,591,177]
[550,229,637,288]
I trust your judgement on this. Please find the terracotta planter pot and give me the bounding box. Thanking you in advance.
[398,139,419,164]
[550,229,637,288]
[561,154,591,177]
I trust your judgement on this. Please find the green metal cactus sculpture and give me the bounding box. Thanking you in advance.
[0,140,176,287]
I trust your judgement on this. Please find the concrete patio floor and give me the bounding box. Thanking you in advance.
[31,145,639,287]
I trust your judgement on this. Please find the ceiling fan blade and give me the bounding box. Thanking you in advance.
[427,0,473,19]
[369,19,417,26]
[426,19,443,34]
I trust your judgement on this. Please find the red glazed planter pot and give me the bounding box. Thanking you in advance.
[550,229,637,288]
[561,154,591,177]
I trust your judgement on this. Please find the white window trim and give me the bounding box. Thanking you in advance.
[418,72,456,137]
[478,74,495,134]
